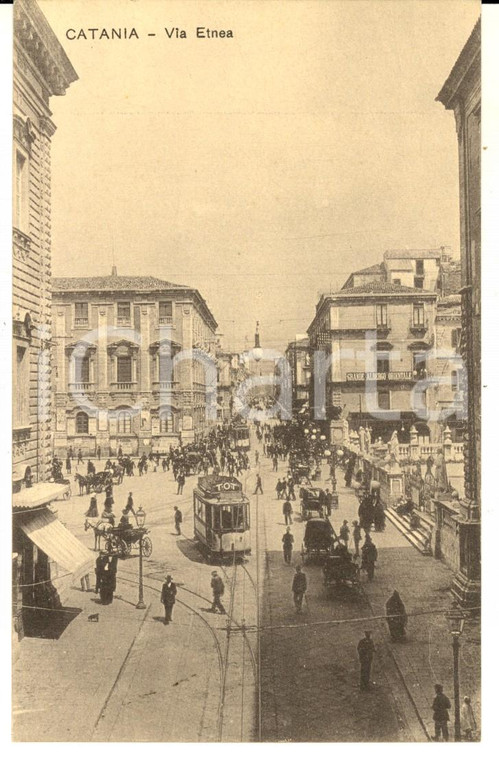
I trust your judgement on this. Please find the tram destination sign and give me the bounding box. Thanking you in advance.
[198,475,243,496]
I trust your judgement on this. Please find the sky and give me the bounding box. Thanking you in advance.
[39,0,480,353]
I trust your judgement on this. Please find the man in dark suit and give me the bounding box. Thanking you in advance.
[357,631,375,690]
[161,575,177,624]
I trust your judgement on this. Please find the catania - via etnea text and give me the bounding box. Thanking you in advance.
[65,27,234,40]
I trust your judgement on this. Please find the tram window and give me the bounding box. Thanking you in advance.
[221,505,233,529]
[206,504,214,528]
[211,506,221,530]
[233,504,244,529]
[195,496,203,517]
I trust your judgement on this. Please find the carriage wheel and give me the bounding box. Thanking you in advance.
[118,539,129,556]
[141,535,153,558]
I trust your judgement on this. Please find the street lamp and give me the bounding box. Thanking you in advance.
[136,507,146,610]
[445,602,467,741]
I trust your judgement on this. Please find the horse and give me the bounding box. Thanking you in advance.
[84,518,113,551]
[75,473,91,496]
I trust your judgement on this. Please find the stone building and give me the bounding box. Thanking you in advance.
[436,18,480,607]
[307,282,438,442]
[13,0,77,491]
[51,271,219,454]
[284,336,311,414]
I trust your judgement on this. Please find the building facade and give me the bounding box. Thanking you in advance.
[52,272,219,454]
[284,337,311,414]
[307,282,438,442]
[437,19,481,607]
[13,0,78,491]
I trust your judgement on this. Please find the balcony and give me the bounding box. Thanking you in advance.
[74,318,89,327]
[345,371,414,382]
[69,382,95,393]
[374,319,391,336]
[159,316,173,325]
[410,319,429,336]
[152,381,178,391]
[110,382,138,391]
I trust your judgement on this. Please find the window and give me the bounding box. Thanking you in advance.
[117,356,132,383]
[14,345,30,427]
[413,303,425,327]
[117,302,131,325]
[117,411,132,433]
[75,302,89,326]
[159,301,173,324]
[413,353,427,378]
[376,304,388,328]
[376,356,390,376]
[74,355,90,384]
[415,259,424,275]
[14,151,27,230]
[451,328,461,348]
[451,370,459,391]
[377,390,390,410]
[159,410,173,433]
[393,278,401,286]
[414,277,424,289]
[76,411,89,434]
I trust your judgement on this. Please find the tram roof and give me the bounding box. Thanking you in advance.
[195,475,247,501]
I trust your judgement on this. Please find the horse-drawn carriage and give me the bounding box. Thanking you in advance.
[105,526,152,558]
[184,452,202,476]
[291,462,311,485]
[323,546,360,592]
[300,517,334,564]
[299,486,326,520]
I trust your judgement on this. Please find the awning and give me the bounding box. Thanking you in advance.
[13,482,69,510]
[18,507,94,584]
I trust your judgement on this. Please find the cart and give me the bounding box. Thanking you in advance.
[300,517,334,564]
[299,486,327,520]
[105,526,152,558]
[323,548,360,592]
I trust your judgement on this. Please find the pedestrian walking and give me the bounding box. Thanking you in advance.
[124,492,136,517]
[325,488,333,516]
[283,499,293,526]
[85,495,98,518]
[161,574,177,624]
[461,696,476,741]
[253,474,263,495]
[210,570,226,614]
[361,535,378,580]
[282,527,294,565]
[77,448,83,464]
[255,451,259,465]
[352,520,362,557]
[292,565,307,613]
[339,520,350,547]
[357,630,375,690]
[177,471,185,495]
[68,445,74,461]
[65,455,71,474]
[385,590,408,641]
[174,506,183,535]
[432,684,451,741]
[272,455,279,472]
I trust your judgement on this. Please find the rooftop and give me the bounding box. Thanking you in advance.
[350,262,385,275]
[337,282,435,296]
[384,248,447,260]
[52,275,190,293]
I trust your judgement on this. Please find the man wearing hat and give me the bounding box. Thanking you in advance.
[124,492,136,517]
[210,570,226,614]
[432,684,451,741]
[357,630,375,690]
[161,575,177,624]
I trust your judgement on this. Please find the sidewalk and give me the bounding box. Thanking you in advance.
[12,575,150,741]
[333,480,481,741]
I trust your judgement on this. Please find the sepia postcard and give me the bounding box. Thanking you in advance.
[9,0,485,745]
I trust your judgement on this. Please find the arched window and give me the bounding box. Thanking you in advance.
[76,411,89,434]
[159,409,173,433]
[117,411,132,434]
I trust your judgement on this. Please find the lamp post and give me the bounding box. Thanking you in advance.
[136,507,146,610]
[445,602,467,741]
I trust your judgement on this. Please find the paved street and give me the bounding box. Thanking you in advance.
[13,432,480,742]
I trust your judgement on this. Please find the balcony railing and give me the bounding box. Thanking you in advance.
[159,316,173,325]
[74,318,89,327]
[345,371,414,382]
[69,382,94,392]
[110,382,137,391]
[152,381,177,391]
[410,318,428,333]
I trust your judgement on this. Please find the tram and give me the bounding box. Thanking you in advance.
[230,422,250,451]
[193,475,251,559]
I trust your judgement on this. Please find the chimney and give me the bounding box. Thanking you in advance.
[111,265,117,276]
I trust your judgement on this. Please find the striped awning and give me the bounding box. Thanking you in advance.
[18,507,94,582]
[13,482,69,510]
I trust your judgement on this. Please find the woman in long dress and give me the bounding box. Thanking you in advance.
[385,590,408,641]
